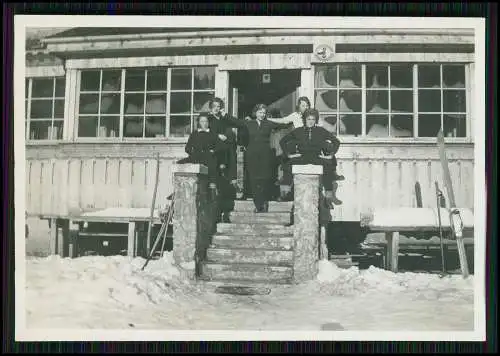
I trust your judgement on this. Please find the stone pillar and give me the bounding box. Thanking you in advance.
[172,164,210,272]
[292,164,323,283]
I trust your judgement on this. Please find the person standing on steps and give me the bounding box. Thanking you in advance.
[176,112,223,197]
[280,108,345,208]
[206,98,239,194]
[267,96,312,201]
[220,104,292,213]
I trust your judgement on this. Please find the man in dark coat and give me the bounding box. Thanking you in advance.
[280,108,344,207]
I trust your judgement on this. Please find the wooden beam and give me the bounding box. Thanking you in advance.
[26,66,65,78]
[385,231,400,272]
[314,52,474,64]
[128,221,137,257]
[66,53,312,70]
[48,218,57,255]
[68,221,80,258]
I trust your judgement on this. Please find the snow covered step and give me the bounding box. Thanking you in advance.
[234,200,293,212]
[206,247,294,266]
[229,211,292,225]
[216,223,293,236]
[201,262,293,282]
[211,234,293,250]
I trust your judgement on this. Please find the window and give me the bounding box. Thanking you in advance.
[25,77,65,140]
[314,63,469,138]
[77,67,215,139]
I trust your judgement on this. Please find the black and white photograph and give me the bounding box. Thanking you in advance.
[15,15,486,341]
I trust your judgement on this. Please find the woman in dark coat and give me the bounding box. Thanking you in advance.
[280,108,344,207]
[221,104,292,213]
[177,112,222,190]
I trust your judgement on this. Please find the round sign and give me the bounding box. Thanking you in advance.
[315,44,334,61]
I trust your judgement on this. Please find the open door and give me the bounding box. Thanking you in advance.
[231,87,245,199]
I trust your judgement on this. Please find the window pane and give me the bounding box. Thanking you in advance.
[102,70,122,92]
[170,115,192,137]
[124,116,145,138]
[55,78,65,97]
[418,90,441,112]
[99,116,120,137]
[54,99,65,118]
[338,65,361,88]
[443,65,465,88]
[418,65,441,88]
[443,90,466,112]
[171,68,192,90]
[78,116,98,137]
[339,90,362,112]
[315,90,337,111]
[418,114,441,137]
[30,99,53,118]
[339,114,361,136]
[366,90,389,113]
[29,120,51,140]
[170,92,192,114]
[315,65,337,88]
[319,114,339,134]
[145,94,166,114]
[366,115,389,137]
[124,94,145,115]
[443,114,466,138]
[147,69,168,91]
[391,115,414,137]
[145,116,166,137]
[80,71,101,92]
[366,65,388,88]
[100,94,121,114]
[32,78,54,98]
[125,69,146,92]
[193,92,214,112]
[390,65,413,89]
[391,90,413,113]
[25,79,29,98]
[79,94,100,114]
[52,120,64,140]
[194,67,215,90]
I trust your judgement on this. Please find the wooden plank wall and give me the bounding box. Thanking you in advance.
[332,157,474,221]
[25,157,177,215]
[26,144,475,221]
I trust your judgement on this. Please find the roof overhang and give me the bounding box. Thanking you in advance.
[42,28,476,57]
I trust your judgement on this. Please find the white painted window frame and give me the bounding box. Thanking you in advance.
[312,62,472,144]
[25,76,66,143]
[74,66,216,143]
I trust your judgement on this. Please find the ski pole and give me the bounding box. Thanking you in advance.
[435,182,446,275]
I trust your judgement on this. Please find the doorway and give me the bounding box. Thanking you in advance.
[228,69,301,199]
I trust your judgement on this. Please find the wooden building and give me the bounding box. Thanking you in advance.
[25,28,475,241]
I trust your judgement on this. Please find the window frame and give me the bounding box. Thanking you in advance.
[312,62,473,144]
[74,66,216,142]
[25,76,66,143]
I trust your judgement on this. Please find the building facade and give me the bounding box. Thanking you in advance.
[25,28,475,223]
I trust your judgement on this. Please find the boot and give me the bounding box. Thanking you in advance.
[278,185,293,202]
[222,212,231,223]
[324,190,342,207]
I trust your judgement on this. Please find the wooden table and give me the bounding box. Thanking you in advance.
[360,207,474,273]
[37,208,167,258]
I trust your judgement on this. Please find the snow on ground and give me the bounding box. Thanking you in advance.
[25,253,474,331]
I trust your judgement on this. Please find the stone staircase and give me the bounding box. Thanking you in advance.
[200,200,295,285]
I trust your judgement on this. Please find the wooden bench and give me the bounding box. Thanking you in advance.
[37,207,170,258]
[360,207,474,273]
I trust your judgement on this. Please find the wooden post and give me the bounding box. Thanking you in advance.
[385,231,400,272]
[68,221,80,258]
[48,218,58,255]
[128,221,137,258]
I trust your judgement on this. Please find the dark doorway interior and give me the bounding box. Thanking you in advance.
[229,69,301,199]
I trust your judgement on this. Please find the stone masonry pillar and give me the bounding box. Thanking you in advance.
[292,164,323,283]
[172,163,210,271]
